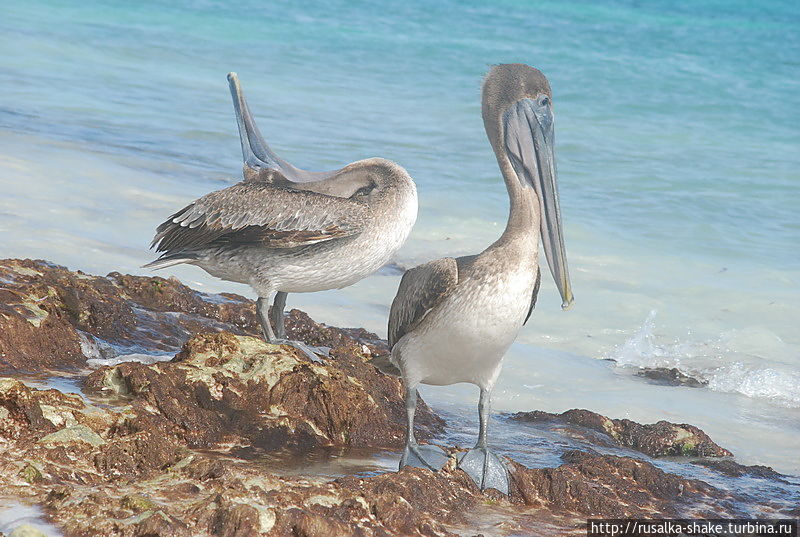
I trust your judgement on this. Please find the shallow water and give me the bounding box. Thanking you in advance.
[1,0,798,482]
[0,501,62,537]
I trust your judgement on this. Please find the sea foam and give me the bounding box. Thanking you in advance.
[611,311,800,408]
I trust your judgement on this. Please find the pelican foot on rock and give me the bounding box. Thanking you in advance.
[274,339,329,363]
[458,446,509,494]
[400,443,448,472]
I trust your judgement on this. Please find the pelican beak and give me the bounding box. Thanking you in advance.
[226,72,286,178]
[503,97,574,309]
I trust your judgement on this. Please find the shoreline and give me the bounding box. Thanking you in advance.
[0,258,797,536]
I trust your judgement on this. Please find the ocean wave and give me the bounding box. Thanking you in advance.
[610,311,800,408]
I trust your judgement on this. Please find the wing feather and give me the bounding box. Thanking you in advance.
[151,181,368,254]
[523,267,542,325]
[387,258,459,349]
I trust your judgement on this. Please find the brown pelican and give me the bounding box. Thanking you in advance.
[146,73,418,357]
[386,64,573,493]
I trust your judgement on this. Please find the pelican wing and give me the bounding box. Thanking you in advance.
[388,258,458,349]
[151,181,369,253]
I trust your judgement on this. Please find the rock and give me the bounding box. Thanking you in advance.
[19,464,42,484]
[0,374,769,536]
[39,425,106,447]
[636,367,707,388]
[84,331,442,452]
[0,356,756,536]
[121,494,157,513]
[692,459,789,482]
[211,501,262,537]
[509,450,726,517]
[510,408,732,457]
[8,525,48,537]
[0,259,260,372]
[0,259,788,535]
[0,377,109,444]
[26,443,746,537]
[94,431,187,480]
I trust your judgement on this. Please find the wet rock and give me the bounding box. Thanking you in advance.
[510,408,732,457]
[693,459,789,482]
[284,308,389,356]
[0,258,400,374]
[211,500,262,537]
[19,463,42,484]
[94,431,187,480]
[108,272,260,334]
[0,260,87,371]
[0,259,782,535]
[0,377,108,443]
[121,494,157,513]
[0,259,261,372]
[0,374,761,536]
[509,450,729,517]
[84,331,443,451]
[8,525,48,537]
[637,367,707,388]
[39,424,106,447]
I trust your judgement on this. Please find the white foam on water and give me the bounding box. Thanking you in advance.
[610,311,800,408]
[85,353,174,368]
[0,502,62,537]
[78,331,174,368]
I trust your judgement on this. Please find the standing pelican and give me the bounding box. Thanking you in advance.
[386,64,573,493]
[146,73,418,356]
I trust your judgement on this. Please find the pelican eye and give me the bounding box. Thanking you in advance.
[353,181,377,198]
[539,96,550,107]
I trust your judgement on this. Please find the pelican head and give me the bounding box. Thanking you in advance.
[482,63,573,310]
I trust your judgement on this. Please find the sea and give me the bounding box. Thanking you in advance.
[1,0,798,486]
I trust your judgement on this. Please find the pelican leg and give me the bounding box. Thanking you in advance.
[399,384,447,471]
[458,388,509,494]
[256,297,278,340]
[270,291,288,339]
[257,296,327,363]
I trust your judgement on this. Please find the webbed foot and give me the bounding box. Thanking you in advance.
[458,446,509,494]
[400,442,448,471]
[273,339,329,363]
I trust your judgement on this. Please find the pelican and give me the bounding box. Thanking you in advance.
[386,64,573,493]
[146,73,418,356]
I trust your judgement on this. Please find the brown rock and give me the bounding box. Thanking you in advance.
[0,377,755,537]
[0,259,774,536]
[637,367,707,388]
[211,500,261,537]
[108,272,260,334]
[692,458,788,482]
[0,259,263,373]
[509,451,727,517]
[0,260,87,370]
[94,431,187,480]
[511,408,732,457]
[0,377,99,442]
[85,331,443,451]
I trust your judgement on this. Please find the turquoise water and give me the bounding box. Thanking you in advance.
[1,0,799,474]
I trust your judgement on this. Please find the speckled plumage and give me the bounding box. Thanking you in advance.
[387,64,573,492]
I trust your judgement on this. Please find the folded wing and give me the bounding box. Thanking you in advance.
[151,181,369,254]
[388,257,459,349]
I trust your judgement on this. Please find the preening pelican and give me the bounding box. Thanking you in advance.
[386,64,573,493]
[146,73,418,357]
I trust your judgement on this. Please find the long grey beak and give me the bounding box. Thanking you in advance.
[503,97,574,309]
[227,72,293,178]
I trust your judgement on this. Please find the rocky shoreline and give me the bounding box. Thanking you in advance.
[0,259,797,536]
